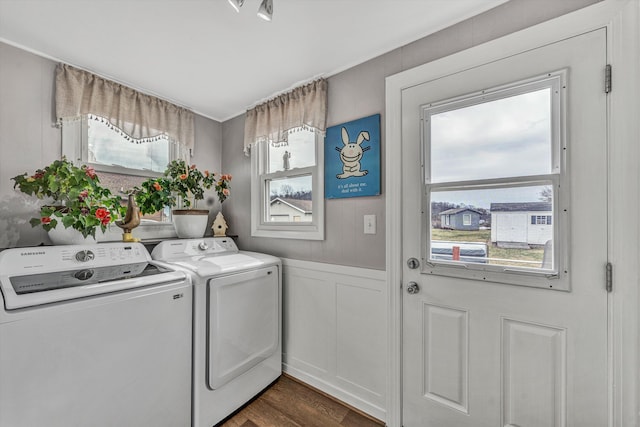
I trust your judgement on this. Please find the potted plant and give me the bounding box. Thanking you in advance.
[12,157,123,244]
[136,159,231,238]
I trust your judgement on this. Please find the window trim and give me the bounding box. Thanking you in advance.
[420,72,569,290]
[250,133,325,240]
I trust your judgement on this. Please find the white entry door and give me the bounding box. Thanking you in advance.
[402,29,608,426]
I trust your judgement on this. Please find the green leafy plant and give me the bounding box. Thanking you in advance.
[135,159,232,216]
[12,157,123,238]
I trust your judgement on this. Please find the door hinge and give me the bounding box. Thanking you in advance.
[605,64,612,94]
[606,262,613,293]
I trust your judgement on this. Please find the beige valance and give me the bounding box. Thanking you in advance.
[244,79,328,155]
[55,63,194,150]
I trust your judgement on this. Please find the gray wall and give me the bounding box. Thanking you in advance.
[221,0,599,270]
[0,42,223,248]
[0,0,598,253]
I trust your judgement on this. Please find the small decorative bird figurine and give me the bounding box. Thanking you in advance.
[116,192,141,242]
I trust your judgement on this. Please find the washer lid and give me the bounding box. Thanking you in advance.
[0,263,186,310]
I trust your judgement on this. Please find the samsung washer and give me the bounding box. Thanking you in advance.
[0,242,192,427]
[151,237,281,427]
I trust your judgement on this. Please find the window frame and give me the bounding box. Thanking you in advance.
[420,71,569,290]
[250,132,325,240]
[61,115,180,240]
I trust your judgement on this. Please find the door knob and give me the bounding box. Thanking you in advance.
[406,282,420,294]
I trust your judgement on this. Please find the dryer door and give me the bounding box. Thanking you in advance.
[207,266,279,389]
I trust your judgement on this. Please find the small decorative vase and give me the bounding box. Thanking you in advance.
[172,209,209,238]
[48,224,98,245]
[212,212,228,237]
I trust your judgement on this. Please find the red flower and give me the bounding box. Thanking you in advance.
[179,174,188,180]
[100,215,111,226]
[78,190,89,201]
[85,166,96,179]
[41,216,51,224]
[204,170,210,177]
[153,181,162,191]
[190,164,197,170]
[222,188,230,196]
[95,208,108,219]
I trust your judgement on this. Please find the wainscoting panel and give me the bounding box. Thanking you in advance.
[282,259,387,421]
[286,273,331,376]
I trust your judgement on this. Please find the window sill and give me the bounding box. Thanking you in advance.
[252,226,324,241]
[99,222,177,242]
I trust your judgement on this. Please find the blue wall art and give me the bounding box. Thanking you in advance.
[325,114,381,199]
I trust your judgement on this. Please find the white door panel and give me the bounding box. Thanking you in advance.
[402,28,607,427]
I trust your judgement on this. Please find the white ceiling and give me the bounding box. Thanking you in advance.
[0,0,507,122]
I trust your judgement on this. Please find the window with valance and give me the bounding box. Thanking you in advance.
[246,79,328,240]
[56,63,193,230]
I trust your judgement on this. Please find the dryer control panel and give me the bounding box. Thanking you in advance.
[152,238,239,259]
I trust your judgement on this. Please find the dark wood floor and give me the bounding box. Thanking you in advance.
[218,375,385,427]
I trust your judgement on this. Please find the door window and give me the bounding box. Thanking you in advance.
[423,73,566,286]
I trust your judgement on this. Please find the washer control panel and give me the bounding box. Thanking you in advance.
[0,243,150,276]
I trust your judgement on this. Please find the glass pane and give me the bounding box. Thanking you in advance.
[430,88,552,183]
[430,184,554,270]
[266,175,313,222]
[97,171,171,223]
[87,115,169,173]
[268,128,316,173]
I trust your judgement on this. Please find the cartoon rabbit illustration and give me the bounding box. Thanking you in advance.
[336,127,371,179]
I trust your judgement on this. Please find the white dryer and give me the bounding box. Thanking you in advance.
[151,237,281,427]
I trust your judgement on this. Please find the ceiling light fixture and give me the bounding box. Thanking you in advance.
[257,0,273,21]
[227,0,244,13]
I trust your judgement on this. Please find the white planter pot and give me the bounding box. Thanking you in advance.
[172,209,209,238]
[48,224,98,245]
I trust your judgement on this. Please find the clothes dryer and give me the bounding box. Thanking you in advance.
[151,237,281,427]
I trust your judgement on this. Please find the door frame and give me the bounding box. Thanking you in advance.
[384,1,640,426]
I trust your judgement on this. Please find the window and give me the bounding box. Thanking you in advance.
[251,128,324,239]
[532,215,552,225]
[62,115,184,239]
[423,72,567,287]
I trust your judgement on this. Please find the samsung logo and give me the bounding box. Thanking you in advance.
[20,251,45,256]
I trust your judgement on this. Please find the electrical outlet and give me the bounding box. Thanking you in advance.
[364,214,376,234]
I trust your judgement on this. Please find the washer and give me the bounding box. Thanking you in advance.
[0,242,192,427]
[151,237,281,427]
